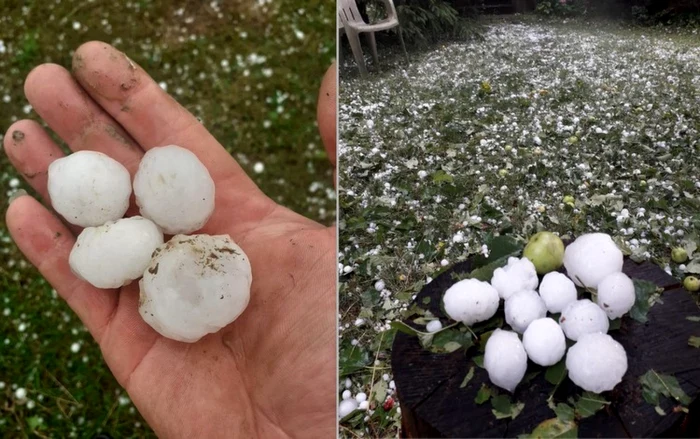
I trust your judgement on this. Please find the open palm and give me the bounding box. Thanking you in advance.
[4,42,336,438]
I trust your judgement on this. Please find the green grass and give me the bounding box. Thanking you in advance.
[0,0,334,436]
[338,18,700,438]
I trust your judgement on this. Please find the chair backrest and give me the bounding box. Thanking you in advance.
[337,0,366,26]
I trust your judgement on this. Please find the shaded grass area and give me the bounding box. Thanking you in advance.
[338,18,700,438]
[0,0,334,436]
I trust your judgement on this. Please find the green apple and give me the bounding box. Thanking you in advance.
[684,276,700,292]
[671,247,688,263]
[523,232,565,274]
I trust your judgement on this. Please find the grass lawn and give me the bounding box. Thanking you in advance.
[338,17,700,438]
[0,0,334,436]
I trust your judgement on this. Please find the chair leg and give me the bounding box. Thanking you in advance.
[346,30,368,78]
[367,32,379,66]
[398,25,409,64]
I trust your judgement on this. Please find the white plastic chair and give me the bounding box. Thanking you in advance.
[338,0,408,77]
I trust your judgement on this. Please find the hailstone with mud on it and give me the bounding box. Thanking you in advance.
[48,151,132,227]
[596,272,636,319]
[139,234,252,343]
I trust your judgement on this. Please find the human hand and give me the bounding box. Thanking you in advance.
[4,42,336,438]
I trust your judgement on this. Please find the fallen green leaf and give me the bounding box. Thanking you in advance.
[475,383,492,404]
[608,318,621,331]
[339,341,371,377]
[574,392,609,419]
[461,366,475,388]
[545,360,567,385]
[629,279,662,323]
[639,370,692,407]
[491,394,524,420]
[525,418,578,438]
[390,321,418,336]
[471,235,524,268]
[469,254,512,282]
[474,355,484,368]
[686,316,700,322]
[689,336,700,348]
[553,403,576,422]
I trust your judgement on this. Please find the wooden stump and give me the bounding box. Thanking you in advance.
[392,258,700,438]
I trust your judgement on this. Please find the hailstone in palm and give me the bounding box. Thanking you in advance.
[443,278,499,326]
[491,257,539,300]
[139,234,252,343]
[522,318,566,366]
[133,145,215,234]
[566,332,628,393]
[596,272,636,319]
[484,329,527,392]
[564,233,623,288]
[559,299,609,341]
[48,151,131,227]
[69,216,164,289]
[538,272,578,313]
[504,290,547,333]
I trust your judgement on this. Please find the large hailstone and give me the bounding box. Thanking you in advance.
[538,272,578,313]
[69,216,164,289]
[566,332,628,393]
[133,145,215,234]
[484,329,528,392]
[564,233,623,288]
[559,299,609,341]
[48,151,131,227]
[491,257,539,300]
[139,234,252,342]
[504,290,547,333]
[522,318,566,366]
[443,279,499,326]
[596,272,636,319]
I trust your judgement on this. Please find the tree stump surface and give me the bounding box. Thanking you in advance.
[392,257,700,438]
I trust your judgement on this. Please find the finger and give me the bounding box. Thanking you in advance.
[3,120,64,201]
[317,63,336,169]
[6,195,118,340]
[24,63,143,174]
[71,41,261,194]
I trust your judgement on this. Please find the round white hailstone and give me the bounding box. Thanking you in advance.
[356,392,368,403]
[443,278,499,326]
[359,401,370,411]
[596,272,636,319]
[338,399,358,418]
[342,390,351,400]
[69,217,164,289]
[484,329,527,392]
[139,234,252,343]
[522,318,566,366]
[566,332,628,393]
[426,320,443,333]
[133,145,215,234]
[14,387,27,402]
[47,151,131,227]
[538,272,578,313]
[564,233,623,288]
[559,299,609,341]
[491,257,539,300]
[504,290,547,333]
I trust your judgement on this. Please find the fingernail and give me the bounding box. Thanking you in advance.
[9,189,28,204]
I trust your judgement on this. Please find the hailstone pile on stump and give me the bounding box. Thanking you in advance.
[440,232,636,394]
[48,145,252,343]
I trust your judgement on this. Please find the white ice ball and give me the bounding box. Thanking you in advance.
[564,233,623,288]
[566,332,628,393]
[426,320,443,333]
[133,145,215,234]
[538,271,578,313]
[69,216,164,289]
[522,318,566,366]
[491,257,539,300]
[139,234,252,343]
[48,151,131,227]
[443,278,499,326]
[339,399,358,418]
[355,392,367,403]
[342,390,351,400]
[559,299,609,341]
[484,329,527,392]
[505,290,547,333]
[596,272,636,319]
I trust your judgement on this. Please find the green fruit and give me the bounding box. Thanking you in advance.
[568,136,579,145]
[671,247,688,263]
[684,276,700,292]
[523,232,565,275]
[505,144,513,152]
[498,169,508,177]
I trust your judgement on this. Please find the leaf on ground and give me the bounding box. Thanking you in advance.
[686,316,700,322]
[475,383,492,404]
[689,336,700,348]
[390,321,418,336]
[545,360,567,385]
[686,258,700,274]
[339,341,371,377]
[639,370,692,408]
[374,379,388,404]
[655,405,667,416]
[608,318,621,330]
[474,354,484,368]
[427,328,473,353]
[491,394,525,420]
[471,235,524,268]
[469,254,512,282]
[432,169,454,184]
[524,418,578,438]
[523,370,541,385]
[27,416,43,431]
[460,366,475,388]
[574,392,609,419]
[553,403,576,422]
[629,279,662,323]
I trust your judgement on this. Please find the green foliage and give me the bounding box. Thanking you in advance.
[536,0,587,17]
[523,418,578,438]
[639,369,692,413]
[396,0,479,45]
